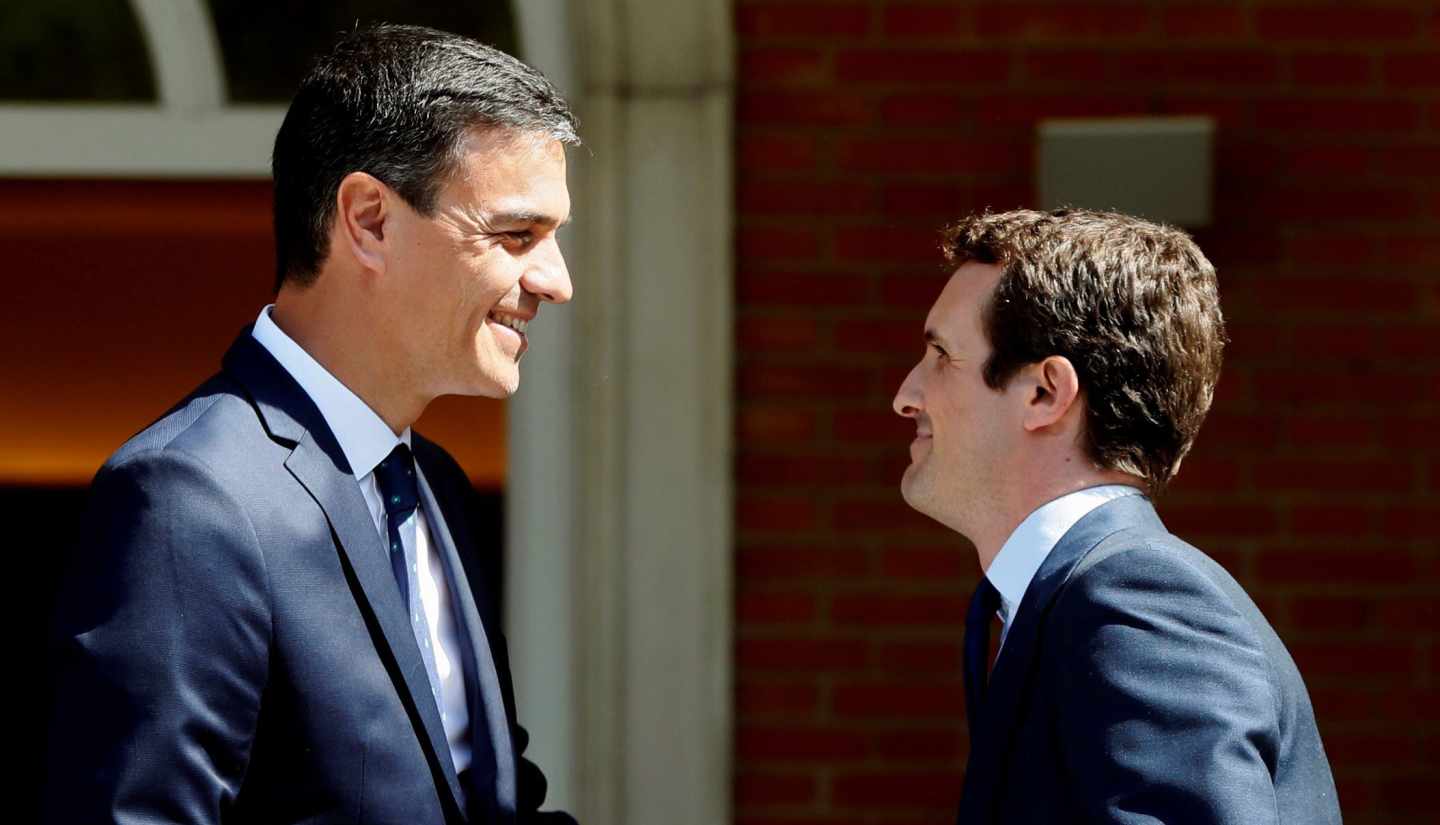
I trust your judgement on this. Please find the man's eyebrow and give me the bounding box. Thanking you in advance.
[924,328,951,349]
[488,210,572,228]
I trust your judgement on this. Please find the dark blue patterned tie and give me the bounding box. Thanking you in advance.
[964,576,1002,748]
[373,442,448,726]
[374,443,419,611]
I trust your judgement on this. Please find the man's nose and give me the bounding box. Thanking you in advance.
[522,239,573,304]
[893,363,922,417]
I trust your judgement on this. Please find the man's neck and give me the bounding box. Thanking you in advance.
[971,471,1145,572]
[271,291,424,435]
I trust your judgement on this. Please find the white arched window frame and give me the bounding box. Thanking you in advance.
[0,0,279,176]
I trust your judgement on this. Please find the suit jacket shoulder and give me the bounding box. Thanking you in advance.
[48,372,276,825]
[959,496,1341,825]
[1051,528,1285,814]
[106,371,249,464]
[1055,525,1284,719]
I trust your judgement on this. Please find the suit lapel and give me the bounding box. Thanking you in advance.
[958,494,1163,823]
[222,332,468,818]
[416,464,517,822]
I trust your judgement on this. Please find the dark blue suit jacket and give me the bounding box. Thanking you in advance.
[958,495,1341,824]
[45,333,573,825]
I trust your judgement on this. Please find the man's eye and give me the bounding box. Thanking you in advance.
[489,230,535,248]
[929,343,948,359]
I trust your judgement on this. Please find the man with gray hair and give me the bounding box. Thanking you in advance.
[47,25,578,824]
[892,209,1340,823]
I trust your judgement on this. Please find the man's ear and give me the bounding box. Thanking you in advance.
[334,172,389,275]
[1021,355,1081,433]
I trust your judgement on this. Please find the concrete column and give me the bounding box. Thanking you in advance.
[506,1,734,823]
[507,0,581,813]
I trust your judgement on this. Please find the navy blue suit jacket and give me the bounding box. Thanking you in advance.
[46,333,573,825]
[957,495,1341,824]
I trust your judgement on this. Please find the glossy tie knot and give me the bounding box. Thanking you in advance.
[375,443,419,520]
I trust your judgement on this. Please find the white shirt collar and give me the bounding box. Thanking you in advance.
[251,305,409,479]
[986,484,1143,626]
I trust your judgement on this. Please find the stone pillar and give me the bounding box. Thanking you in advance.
[507,1,733,823]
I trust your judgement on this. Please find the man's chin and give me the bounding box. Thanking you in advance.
[454,371,518,399]
[898,467,927,512]
[471,357,521,397]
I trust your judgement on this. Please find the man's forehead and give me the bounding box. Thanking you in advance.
[447,131,571,223]
[924,261,1001,341]
[459,123,567,158]
[452,127,567,185]
[944,261,1002,307]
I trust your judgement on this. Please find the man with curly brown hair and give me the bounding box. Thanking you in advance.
[893,209,1340,824]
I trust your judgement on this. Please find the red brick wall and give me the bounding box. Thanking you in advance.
[732,3,1440,824]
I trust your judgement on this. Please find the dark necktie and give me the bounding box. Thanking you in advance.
[373,443,449,739]
[963,576,1002,748]
[374,443,419,611]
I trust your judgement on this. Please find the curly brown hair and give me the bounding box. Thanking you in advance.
[941,209,1226,494]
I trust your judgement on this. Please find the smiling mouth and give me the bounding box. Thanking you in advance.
[486,311,532,360]
[488,312,529,334]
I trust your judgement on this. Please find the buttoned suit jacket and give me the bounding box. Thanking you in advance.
[45,332,573,825]
[957,495,1341,825]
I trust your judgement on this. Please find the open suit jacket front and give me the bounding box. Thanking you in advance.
[46,332,571,825]
[957,495,1341,825]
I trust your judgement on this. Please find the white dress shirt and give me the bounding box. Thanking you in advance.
[252,306,472,777]
[986,485,1143,652]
